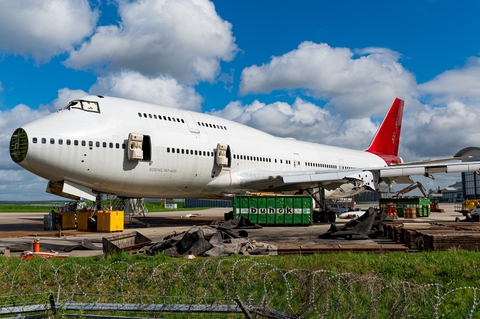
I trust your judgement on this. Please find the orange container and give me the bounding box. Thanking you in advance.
[33,239,40,252]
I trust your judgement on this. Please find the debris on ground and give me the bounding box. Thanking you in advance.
[181,213,201,218]
[319,207,393,240]
[455,214,480,222]
[147,217,275,257]
[64,239,102,252]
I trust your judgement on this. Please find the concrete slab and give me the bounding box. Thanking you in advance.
[0,202,464,258]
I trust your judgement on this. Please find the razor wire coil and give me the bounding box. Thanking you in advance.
[0,258,479,318]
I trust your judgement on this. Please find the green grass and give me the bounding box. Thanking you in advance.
[2,251,480,318]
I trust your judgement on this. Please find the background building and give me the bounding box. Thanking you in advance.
[455,147,480,200]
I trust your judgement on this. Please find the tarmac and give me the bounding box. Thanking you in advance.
[0,202,463,258]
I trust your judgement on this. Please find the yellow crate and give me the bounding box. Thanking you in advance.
[77,211,93,231]
[97,210,124,232]
[59,212,76,230]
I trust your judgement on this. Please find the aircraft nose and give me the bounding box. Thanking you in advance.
[9,128,29,164]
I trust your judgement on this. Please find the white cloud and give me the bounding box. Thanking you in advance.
[0,104,53,170]
[398,57,480,159]
[0,89,91,200]
[0,170,60,201]
[211,98,379,150]
[418,57,480,103]
[0,0,98,63]
[89,71,203,111]
[65,0,237,84]
[240,42,416,118]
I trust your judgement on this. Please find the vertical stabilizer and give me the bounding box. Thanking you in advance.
[365,98,404,165]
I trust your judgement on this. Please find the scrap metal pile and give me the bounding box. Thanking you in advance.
[319,207,394,240]
[146,217,277,257]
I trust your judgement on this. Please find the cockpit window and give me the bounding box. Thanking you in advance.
[63,100,100,113]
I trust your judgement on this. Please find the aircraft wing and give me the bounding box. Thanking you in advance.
[233,161,480,195]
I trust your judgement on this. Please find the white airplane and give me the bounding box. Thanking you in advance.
[9,95,480,202]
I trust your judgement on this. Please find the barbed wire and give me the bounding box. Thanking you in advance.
[0,258,478,318]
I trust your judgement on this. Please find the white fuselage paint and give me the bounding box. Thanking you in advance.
[18,96,388,199]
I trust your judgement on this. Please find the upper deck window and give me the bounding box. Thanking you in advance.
[63,100,100,113]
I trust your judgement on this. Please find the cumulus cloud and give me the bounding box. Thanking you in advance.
[240,42,416,118]
[395,57,480,159]
[89,71,203,111]
[210,98,379,150]
[0,170,58,201]
[0,104,53,170]
[65,0,237,84]
[0,0,98,63]
[0,89,91,200]
[418,57,480,103]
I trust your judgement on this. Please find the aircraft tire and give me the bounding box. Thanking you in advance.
[224,211,234,221]
[328,211,336,223]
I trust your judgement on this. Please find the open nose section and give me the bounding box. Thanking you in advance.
[10,128,29,164]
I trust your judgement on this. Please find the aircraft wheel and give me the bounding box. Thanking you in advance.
[328,211,336,223]
[224,211,234,221]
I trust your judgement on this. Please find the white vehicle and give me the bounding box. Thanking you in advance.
[9,96,480,203]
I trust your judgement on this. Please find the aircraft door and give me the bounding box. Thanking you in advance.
[216,143,231,168]
[127,133,151,161]
[294,153,301,169]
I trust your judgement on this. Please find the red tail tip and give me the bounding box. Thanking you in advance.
[365,98,404,165]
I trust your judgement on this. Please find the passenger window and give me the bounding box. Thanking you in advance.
[138,113,142,117]
[103,142,107,148]
[33,137,37,143]
[66,139,71,145]
[116,143,119,149]
[149,114,152,118]
[50,138,55,144]
[74,140,78,146]
[82,140,86,146]
[89,141,93,147]
[96,141,100,147]
[109,142,113,148]
[143,113,147,118]
[42,138,46,144]
[154,115,157,119]
[58,139,63,145]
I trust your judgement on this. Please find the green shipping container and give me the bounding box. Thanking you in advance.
[233,195,313,226]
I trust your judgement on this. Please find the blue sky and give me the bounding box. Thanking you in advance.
[1,0,480,200]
